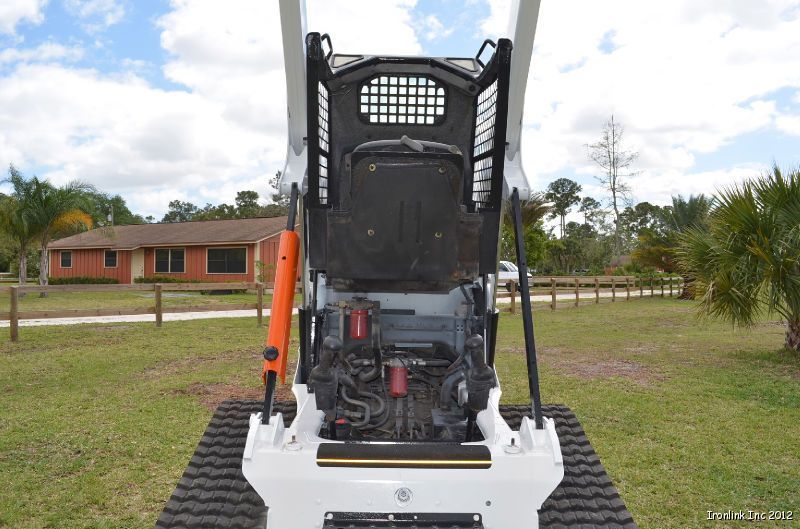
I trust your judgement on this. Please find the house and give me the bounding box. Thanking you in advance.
[47,217,290,284]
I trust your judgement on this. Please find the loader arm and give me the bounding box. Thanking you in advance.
[503,0,542,200]
[278,0,308,195]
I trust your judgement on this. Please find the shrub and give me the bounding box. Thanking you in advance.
[134,276,201,284]
[49,276,119,285]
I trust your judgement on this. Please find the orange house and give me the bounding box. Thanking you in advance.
[47,217,290,284]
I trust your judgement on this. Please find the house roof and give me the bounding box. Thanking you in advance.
[48,216,289,250]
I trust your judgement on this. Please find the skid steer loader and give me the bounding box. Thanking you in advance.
[156,1,636,527]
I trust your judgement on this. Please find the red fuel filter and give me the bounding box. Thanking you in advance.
[349,309,369,340]
[388,358,408,398]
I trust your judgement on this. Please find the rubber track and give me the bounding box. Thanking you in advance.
[155,401,636,529]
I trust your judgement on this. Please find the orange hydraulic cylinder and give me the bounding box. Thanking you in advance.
[261,229,300,384]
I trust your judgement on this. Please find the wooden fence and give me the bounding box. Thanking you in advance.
[3,282,300,342]
[4,276,682,342]
[500,276,683,314]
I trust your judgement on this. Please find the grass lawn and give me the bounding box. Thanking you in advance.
[1,298,798,528]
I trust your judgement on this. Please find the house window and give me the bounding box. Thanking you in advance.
[60,251,72,268]
[104,250,117,268]
[207,247,247,274]
[155,248,185,273]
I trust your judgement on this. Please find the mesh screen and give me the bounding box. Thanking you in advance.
[471,79,498,207]
[359,75,446,125]
[318,81,329,204]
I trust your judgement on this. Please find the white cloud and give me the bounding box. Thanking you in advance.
[0,0,421,217]
[64,0,124,32]
[0,0,47,34]
[776,114,800,135]
[418,14,455,41]
[480,0,800,202]
[0,42,83,64]
[4,0,797,219]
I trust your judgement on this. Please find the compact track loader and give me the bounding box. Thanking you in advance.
[156,1,636,527]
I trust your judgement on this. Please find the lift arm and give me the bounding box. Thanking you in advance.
[278,0,308,196]
[501,0,542,200]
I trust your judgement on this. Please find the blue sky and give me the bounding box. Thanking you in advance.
[1,0,799,219]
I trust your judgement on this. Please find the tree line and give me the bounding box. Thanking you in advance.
[502,116,711,277]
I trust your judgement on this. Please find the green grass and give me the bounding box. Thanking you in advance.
[0,299,798,528]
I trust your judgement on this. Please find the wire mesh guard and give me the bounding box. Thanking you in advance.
[318,81,330,204]
[471,79,498,207]
[359,75,446,125]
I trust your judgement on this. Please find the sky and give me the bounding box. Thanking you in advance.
[1,0,799,220]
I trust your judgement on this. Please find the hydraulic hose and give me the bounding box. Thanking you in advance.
[440,371,465,409]
[363,383,393,431]
[359,390,386,417]
[340,387,371,427]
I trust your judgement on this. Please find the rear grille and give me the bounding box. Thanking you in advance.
[323,512,483,528]
[359,75,447,125]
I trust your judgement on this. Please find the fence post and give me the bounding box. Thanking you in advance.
[154,284,163,327]
[650,276,654,297]
[510,281,517,314]
[669,276,673,297]
[257,282,264,325]
[660,277,665,297]
[611,277,616,302]
[639,276,644,298]
[550,278,557,311]
[574,277,580,307]
[626,277,631,301]
[594,277,600,304]
[10,286,19,343]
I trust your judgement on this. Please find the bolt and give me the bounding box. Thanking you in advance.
[367,229,375,236]
[263,346,279,361]
[434,231,443,239]
[369,163,376,172]
[438,166,446,174]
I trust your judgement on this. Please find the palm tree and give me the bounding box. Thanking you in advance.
[499,193,551,272]
[2,167,40,285]
[25,177,93,290]
[502,192,550,230]
[0,197,37,285]
[665,194,713,232]
[665,194,713,298]
[676,166,800,352]
[4,166,93,292]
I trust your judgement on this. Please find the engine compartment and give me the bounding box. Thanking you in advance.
[307,292,496,443]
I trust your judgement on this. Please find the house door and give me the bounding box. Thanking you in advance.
[131,249,145,282]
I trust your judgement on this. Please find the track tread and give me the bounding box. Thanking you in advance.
[154,400,293,529]
[505,404,637,529]
[155,401,636,528]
